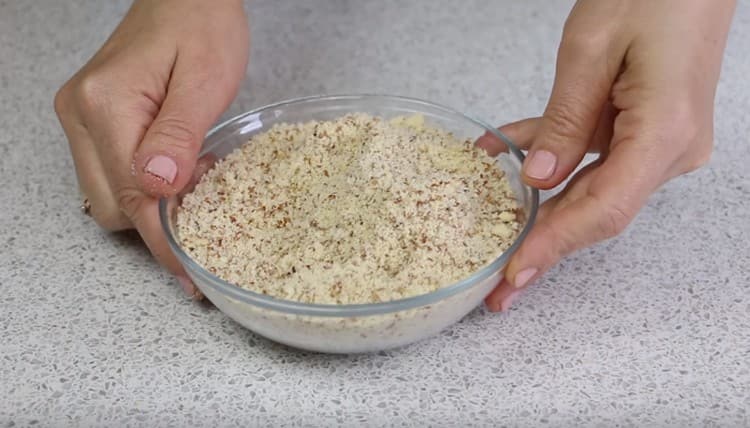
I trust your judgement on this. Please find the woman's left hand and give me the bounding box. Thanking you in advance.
[480,0,735,312]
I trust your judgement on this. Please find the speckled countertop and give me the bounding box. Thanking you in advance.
[1,1,749,426]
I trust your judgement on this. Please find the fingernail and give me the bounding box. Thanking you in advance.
[514,268,538,289]
[145,155,178,183]
[177,275,196,297]
[524,150,557,180]
[500,291,521,312]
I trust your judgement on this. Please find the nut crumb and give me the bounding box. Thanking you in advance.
[176,113,521,305]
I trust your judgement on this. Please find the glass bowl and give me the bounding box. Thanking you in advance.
[160,94,538,354]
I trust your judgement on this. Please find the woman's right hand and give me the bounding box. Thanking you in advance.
[54,0,249,296]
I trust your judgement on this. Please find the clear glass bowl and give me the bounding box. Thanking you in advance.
[160,95,539,354]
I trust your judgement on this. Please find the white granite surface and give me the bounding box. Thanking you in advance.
[1,0,749,426]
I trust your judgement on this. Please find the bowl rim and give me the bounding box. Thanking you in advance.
[159,94,539,317]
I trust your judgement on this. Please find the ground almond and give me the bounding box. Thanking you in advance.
[176,113,521,304]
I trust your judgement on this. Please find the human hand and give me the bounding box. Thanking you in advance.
[54,0,249,296]
[482,0,735,311]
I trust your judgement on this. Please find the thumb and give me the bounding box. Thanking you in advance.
[523,4,625,189]
[134,59,241,196]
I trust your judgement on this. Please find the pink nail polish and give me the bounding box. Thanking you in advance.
[177,275,196,297]
[500,291,521,312]
[514,268,538,289]
[145,155,178,183]
[524,150,557,180]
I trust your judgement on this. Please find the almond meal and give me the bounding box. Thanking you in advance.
[175,113,521,305]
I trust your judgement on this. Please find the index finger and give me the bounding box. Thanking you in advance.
[475,118,539,156]
[122,154,216,299]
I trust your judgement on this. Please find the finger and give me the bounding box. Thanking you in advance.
[484,103,618,161]
[134,52,243,197]
[138,208,202,301]
[485,192,561,311]
[476,117,539,156]
[113,187,182,273]
[522,4,626,189]
[136,153,217,298]
[112,182,205,299]
[485,279,521,313]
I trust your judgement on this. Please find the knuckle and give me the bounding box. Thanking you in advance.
[149,117,200,152]
[53,84,72,118]
[86,192,133,231]
[91,208,130,232]
[75,73,110,114]
[596,198,632,239]
[536,221,571,263]
[543,103,588,143]
[559,25,610,60]
[115,186,147,222]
